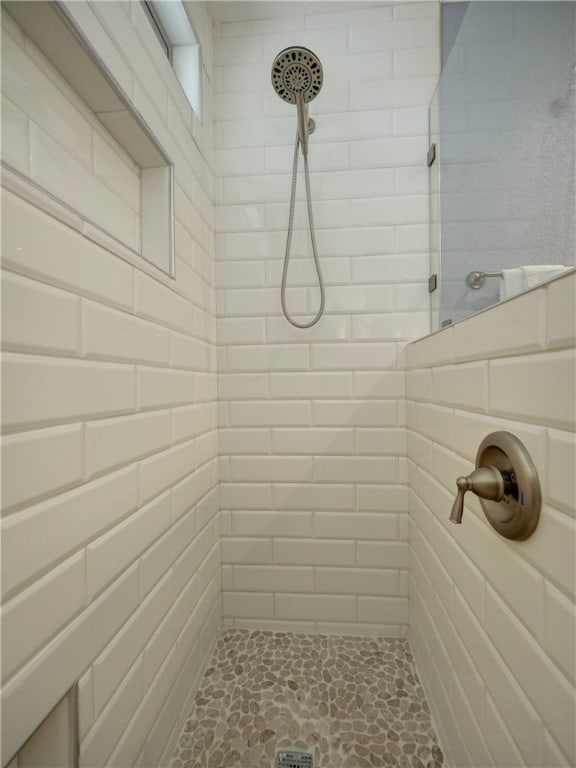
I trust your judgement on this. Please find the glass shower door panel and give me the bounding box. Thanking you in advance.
[437,1,576,327]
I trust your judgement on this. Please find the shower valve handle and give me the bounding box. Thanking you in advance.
[449,431,540,540]
[449,466,507,524]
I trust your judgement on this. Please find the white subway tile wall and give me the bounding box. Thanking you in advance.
[407,273,576,768]
[1,2,219,765]
[215,3,438,634]
[4,4,574,768]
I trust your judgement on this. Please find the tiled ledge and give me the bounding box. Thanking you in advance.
[406,269,576,369]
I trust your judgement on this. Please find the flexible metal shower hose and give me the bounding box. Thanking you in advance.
[281,132,325,328]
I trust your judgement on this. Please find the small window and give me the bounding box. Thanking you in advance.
[142,2,171,59]
[143,1,202,120]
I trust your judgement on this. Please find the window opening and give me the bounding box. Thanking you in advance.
[143,0,202,119]
[142,1,171,60]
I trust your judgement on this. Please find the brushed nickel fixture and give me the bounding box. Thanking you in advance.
[271,46,323,158]
[450,431,541,540]
[466,270,504,289]
[271,46,325,329]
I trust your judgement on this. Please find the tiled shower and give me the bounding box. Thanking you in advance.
[1,2,574,768]
[216,1,435,637]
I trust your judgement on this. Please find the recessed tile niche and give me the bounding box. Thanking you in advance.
[3,1,175,278]
[6,686,78,768]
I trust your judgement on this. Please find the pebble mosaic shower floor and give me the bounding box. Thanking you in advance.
[169,630,444,768]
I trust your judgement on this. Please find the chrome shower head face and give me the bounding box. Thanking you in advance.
[271,46,323,105]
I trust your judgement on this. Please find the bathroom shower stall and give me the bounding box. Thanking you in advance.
[1,1,574,767]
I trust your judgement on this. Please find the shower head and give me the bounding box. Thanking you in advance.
[271,46,323,104]
[271,46,323,156]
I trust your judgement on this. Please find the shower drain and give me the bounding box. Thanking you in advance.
[274,750,314,768]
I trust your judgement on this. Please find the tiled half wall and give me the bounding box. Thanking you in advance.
[406,272,576,768]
